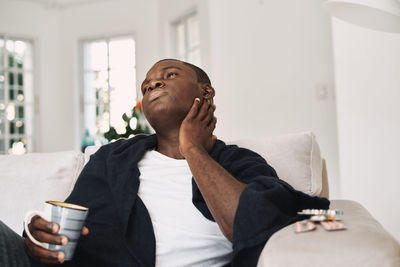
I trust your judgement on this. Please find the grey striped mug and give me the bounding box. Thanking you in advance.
[24,201,89,261]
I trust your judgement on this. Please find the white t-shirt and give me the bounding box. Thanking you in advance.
[137,150,233,267]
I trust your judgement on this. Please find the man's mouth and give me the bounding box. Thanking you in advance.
[148,89,167,102]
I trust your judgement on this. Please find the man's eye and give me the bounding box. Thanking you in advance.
[167,72,177,78]
[142,88,147,95]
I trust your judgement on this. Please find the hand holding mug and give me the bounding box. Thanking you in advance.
[24,201,89,264]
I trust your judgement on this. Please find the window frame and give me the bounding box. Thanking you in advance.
[79,34,137,146]
[171,11,201,66]
[0,34,36,154]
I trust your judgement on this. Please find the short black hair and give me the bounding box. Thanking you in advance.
[155,58,211,85]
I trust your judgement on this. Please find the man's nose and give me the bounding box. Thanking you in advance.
[149,80,165,90]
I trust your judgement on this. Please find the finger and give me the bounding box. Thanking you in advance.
[37,251,65,265]
[204,104,215,125]
[82,226,89,235]
[30,215,59,234]
[25,238,65,264]
[185,98,201,120]
[198,98,211,121]
[24,238,65,264]
[31,229,68,245]
[208,116,217,131]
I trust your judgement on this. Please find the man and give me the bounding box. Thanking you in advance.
[2,59,329,267]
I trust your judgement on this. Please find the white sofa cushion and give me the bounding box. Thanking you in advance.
[230,132,322,196]
[0,151,85,234]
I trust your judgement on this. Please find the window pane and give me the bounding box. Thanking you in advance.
[109,38,135,69]
[0,72,4,101]
[84,71,108,104]
[17,73,23,86]
[9,121,15,134]
[9,89,15,101]
[8,72,14,86]
[0,119,4,135]
[0,39,4,69]
[17,120,24,134]
[85,41,108,71]
[84,103,96,135]
[0,139,4,153]
[14,41,26,69]
[6,40,14,68]
[17,89,24,102]
[109,69,136,129]
[187,15,200,48]
[83,70,110,135]
[17,105,24,119]
[86,102,105,134]
[15,53,23,69]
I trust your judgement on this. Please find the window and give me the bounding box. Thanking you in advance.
[0,37,34,155]
[173,12,201,66]
[82,37,136,146]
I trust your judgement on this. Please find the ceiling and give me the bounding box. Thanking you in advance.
[19,0,111,9]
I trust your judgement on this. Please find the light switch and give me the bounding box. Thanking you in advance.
[315,83,329,100]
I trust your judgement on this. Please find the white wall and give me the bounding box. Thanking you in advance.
[206,0,340,198]
[0,0,63,152]
[332,18,400,242]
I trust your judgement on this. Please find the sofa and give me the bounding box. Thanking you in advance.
[0,132,399,266]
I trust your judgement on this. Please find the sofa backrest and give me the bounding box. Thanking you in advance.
[0,131,326,234]
[0,151,85,234]
[83,132,326,197]
[230,132,324,197]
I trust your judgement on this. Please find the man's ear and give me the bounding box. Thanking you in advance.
[201,84,215,102]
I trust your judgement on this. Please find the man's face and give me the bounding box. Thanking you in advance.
[141,60,202,128]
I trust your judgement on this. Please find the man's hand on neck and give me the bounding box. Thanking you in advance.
[178,97,217,157]
[154,97,216,159]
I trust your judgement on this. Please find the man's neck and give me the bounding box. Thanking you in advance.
[155,130,185,159]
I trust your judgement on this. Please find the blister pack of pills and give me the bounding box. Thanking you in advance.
[298,209,344,221]
[320,220,346,231]
[294,220,317,233]
[294,209,346,233]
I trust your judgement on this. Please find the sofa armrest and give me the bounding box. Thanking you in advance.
[319,159,329,199]
[257,200,400,267]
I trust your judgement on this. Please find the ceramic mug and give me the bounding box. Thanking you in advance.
[24,201,89,261]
